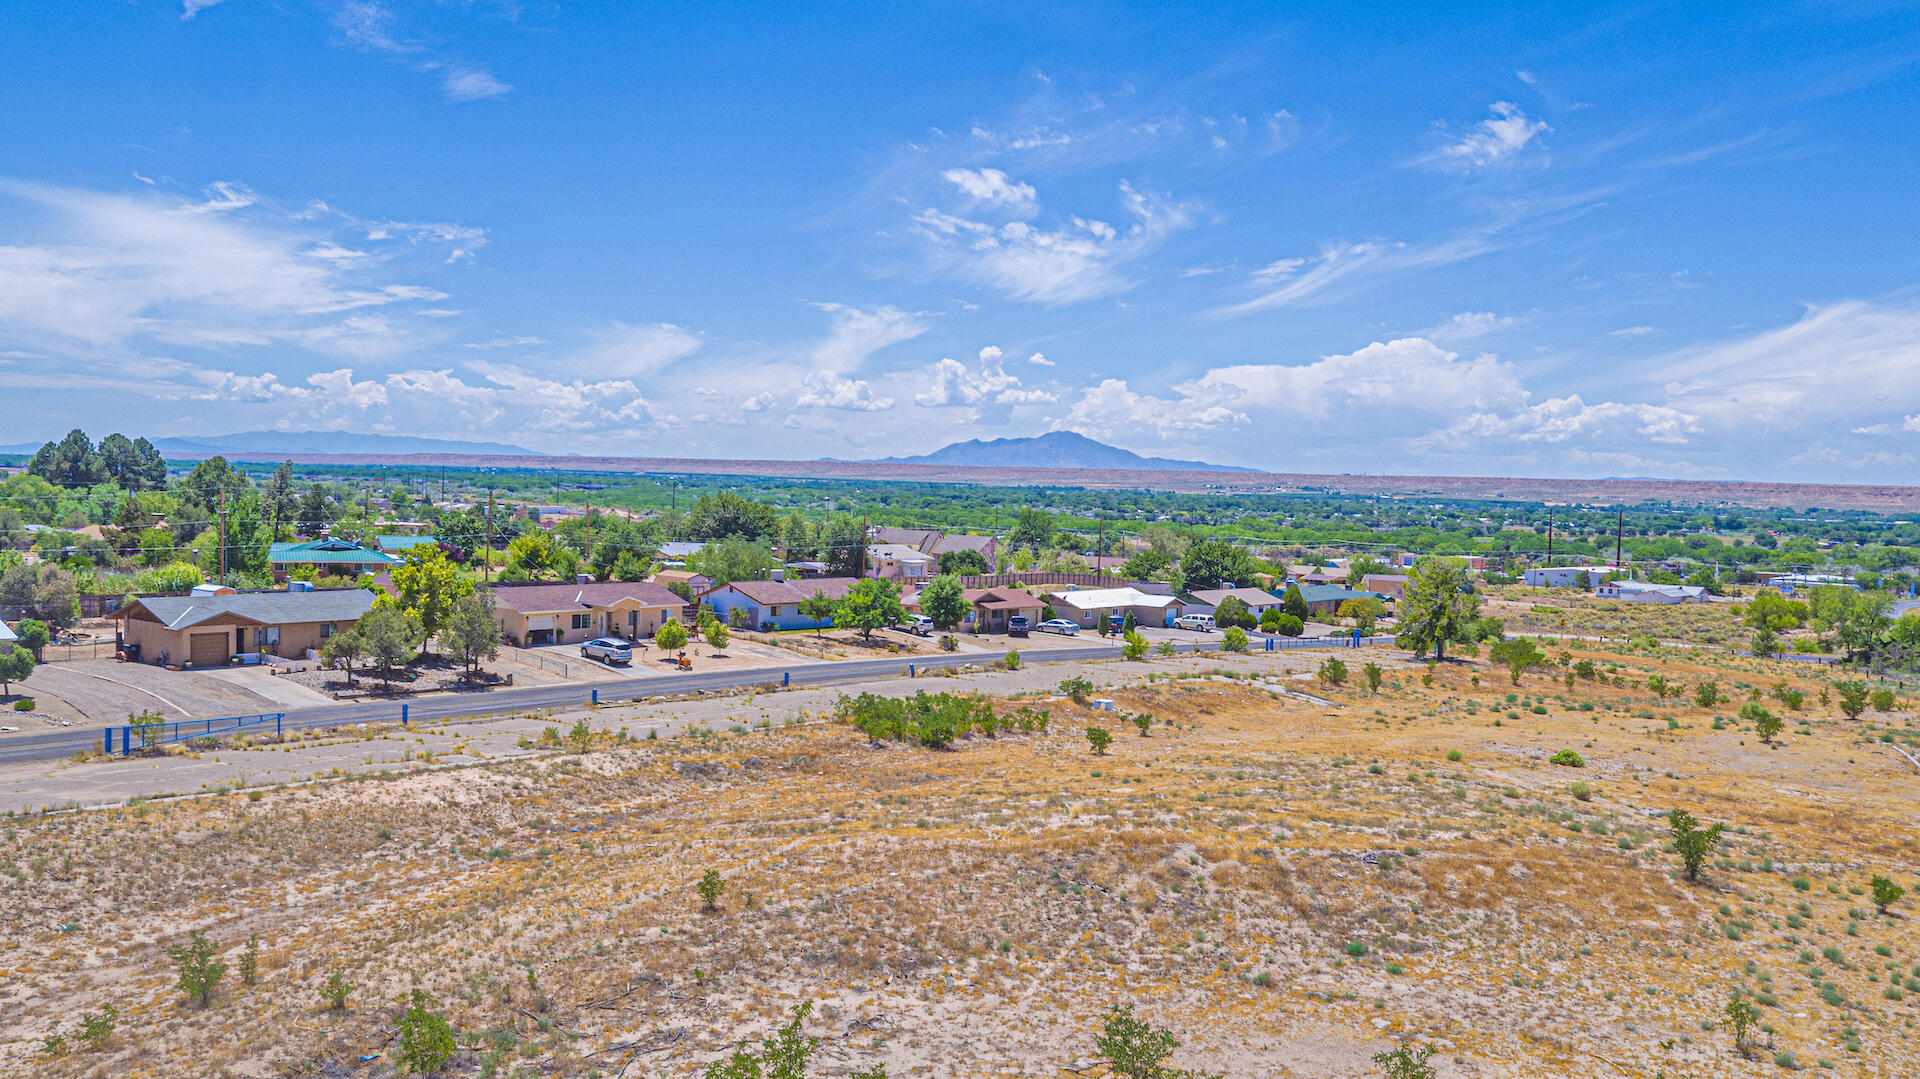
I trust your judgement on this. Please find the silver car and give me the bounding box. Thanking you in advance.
[580,637,634,665]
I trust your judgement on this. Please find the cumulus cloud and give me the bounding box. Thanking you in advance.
[1027,352,1054,366]
[1424,102,1551,170]
[741,392,776,412]
[941,167,1037,212]
[1416,395,1702,450]
[569,321,702,377]
[796,372,894,411]
[444,66,512,101]
[1421,311,1517,342]
[915,345,1057,407]
[1175,337,1528,421]
[1053,379,1246,440]
[913,180,1194,304]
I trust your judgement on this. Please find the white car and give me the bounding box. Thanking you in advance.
[902,614,935,636]
[1174,614,1216,632]
[1037,619,1081,635]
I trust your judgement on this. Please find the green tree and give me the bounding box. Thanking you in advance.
[1743,589,1807,631]
[440,592,501,680]
[1007,507,1055,551]
[1749,625,1780,658]
[693,538,779,586]
[395,990,456,1076]
[1281,583,1310,621]
[704,1002,817,1079]
[1489,636,1546,685]
[1724,998,1759,1059]
[1094,1003,1219,1079]
[708,622,731,651]
[167,930,226,1006]
[0,563,78,628]
[1181,540,1255,591]
[568,717,594,753]
[1221,626,1250,653]
[262,463,297,541]
[356,606,424,689]
[834,578,905,640]
[296,484,335,538]
[1835,679,1870,720]
[1694,681,1721,708]
[1345,556,1388,590]
[657,619,690,650]
[1212,595,1252,629]
[1870,875,1905,914]
[28,429,104,488]
[1120,546,1171,581]
[1318,656,1348,684]
[1668,808,1725,882]
[685,491,777,541]
[798,589,836,634]
[385,546,474,656]
[1742,703,1783,743]
[12,618,48,662]
[1363,662,1384,693]
[821,514,867,577]
[1373,1046,1438,1079]
[1086,726,1113,755]
[320,968,353,1011]
[320,628,367,686]
[1394,558,1479,661]
[919,574,968,630]
[0,647,34,696]
[698,869,726,912]
[938,547,989,575]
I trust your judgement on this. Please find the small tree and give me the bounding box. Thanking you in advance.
[321,968,353,1011]
[1693,681,1721,708]
[320,628,366,687]
[798,589,835,635]
[1870,874,1905,914]
[1740,702,1782,743]
[1668,808,1725,882]
[13,618,49,661]
[1132,713,1152,737]
[1750,626,1779,657]
[1094,1003,1220,1079]
[1259,609,1282,634]
[698,869,726,912]
[657,619,690,651]
[1835,679,1870,720]
[919,573,968,630]
[1318,657,1348,685]
[1122,629,1150,660]
[168,930,226,1006]
[76,1003,117,1051]
[1724,998,1759,1059]
[1373,1045,1438,1079]
[834,578,905,640]
[396,989,456,1075]
[726,605,751,629]
[1363,662,1383,693]
[0,646,33,695]
[1060,676,1093,703]
[1221,627,1250,653]
[356,606,425,690]
[708,623,731,652]
[705,1002,817,1079]
[238,934,260,986]
[1489,636,1545,685]
[1087,726,1113,755]
[440,591,501,681]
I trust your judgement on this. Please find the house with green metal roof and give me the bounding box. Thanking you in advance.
[268,538,398,580]
[376,535,440,555]
[1291,583,1389,616]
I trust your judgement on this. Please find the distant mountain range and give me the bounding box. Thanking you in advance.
[871,431,1254,472]
[0,430,540,458]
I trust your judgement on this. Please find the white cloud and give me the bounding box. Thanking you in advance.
[915,346,1056,407]
[1417,394,1702,450]
[913,180,1194,304]
[1176,337,1528,422]
[463,335,545,349]
[1608,325,1658,336]
[1053,379,1246,440]
[1906,414,1920,433]
[808,303,929,373]
[1660,301,1920,428]
[741,392,775,412]
[941,168,1036,212]
[1219,234,1497,315]
[181,0,225,18]
[1421,311,1517,342]
[1425,102,1551,170]
[1027,352,1054,366]
[444,66,512,102]
[796,372,894,411]
[569,321,702,377]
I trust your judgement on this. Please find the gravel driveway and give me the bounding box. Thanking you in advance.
[19,660,280,724]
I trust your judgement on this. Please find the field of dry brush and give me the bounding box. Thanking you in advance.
[1,628,1916,1078]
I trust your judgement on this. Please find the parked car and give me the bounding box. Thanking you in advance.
[1037,618,1080,635]
[580,637,634,665]
[1006,614,1031,637]
[1174,614,1216,632]
[902,614,935,636]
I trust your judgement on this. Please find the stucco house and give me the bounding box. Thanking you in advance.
[697,576,865,631]
[112,586,376,667]
[1045,586,1184,629]
[1362,574,1410,600]
[867,543,935,581]
[268,538,398,581]
[1185,587,1283,617]
[488,580,685,646]
[1596,580,1709,604]
[962,587,1045,633]
[1291,584,1389,616]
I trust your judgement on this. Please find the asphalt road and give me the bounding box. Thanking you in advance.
[0,633,1404,766]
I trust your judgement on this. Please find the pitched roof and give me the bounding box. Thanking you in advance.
[121,589,377,630]
[376,535,439,552]
[1187,587,1282,607]
[706,579,810,605]
[869,543,934,562]
[657,542,706,558]
[1294,584,1384,605]
[795,576,863,601]
[487,581,684,614]
[269,539,398,566]
[1048,586,1181,610]
[872,527,941,550]
[929,533,995,555]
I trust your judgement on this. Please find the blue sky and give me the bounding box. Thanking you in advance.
[4,2,1920,481]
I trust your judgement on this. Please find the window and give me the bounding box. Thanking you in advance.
[253,626,280,648]
[571,613,591,630]
[319,622,337,639]
[770,606,784,616]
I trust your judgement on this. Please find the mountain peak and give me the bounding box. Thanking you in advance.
[873,432,1251,472]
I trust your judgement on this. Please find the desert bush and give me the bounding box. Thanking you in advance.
[1669,808,1726,882]
[1318,657,1348,684]
[1155,640,1177,656]
[1132,713,1153,737]
[1569,781,1593,801]
[1870,688,1895,711]
[1445,749,1462,762]
[568,718,594,753]
[1087,726,1113,755]
[1363,662,1383,692]
[239,934,260,986]
[321,968,353,1011]
[705,1002,817,1079]
[1694,682,1720,708]
[168,931,226,1006]
[1095,1003,1221,1079]
[1871,875,1906,914]
[1060,675,1094,703]
[1725,998,1759,1059]
[1271,614,1304,637]
[1549,749,1584,767]
[699,869,726,912]
[1221,626,1250,653]
[12,698,33,712]
[1373,1045,1438,1079]
[1003,648,1021,669]
[835,691,998,749]
[1835,680,1869,720]
[396,990,455,1075]
[76,1003,116,1051]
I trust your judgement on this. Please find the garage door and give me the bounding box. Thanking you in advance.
[189,633,228,668]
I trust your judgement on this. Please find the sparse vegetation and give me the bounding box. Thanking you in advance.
[1669,808,1726,882]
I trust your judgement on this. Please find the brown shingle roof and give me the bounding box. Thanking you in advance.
[487,581,684,614]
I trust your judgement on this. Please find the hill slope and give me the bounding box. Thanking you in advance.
[875,431,1252,472]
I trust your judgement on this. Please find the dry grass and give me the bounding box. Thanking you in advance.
[1,639,1916,1077]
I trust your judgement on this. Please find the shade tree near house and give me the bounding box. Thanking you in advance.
[937,547,989,575]
[835,578,905,639]
[12,619,49,661]
[440,591,502,681]
[1007,507,1055,551]
[356,606,425,689]
[1180,540,1256,591]
[798,589,836,634]
[0,647,33,696]
[320,625,368,686]
[384,545,475,656]
[919,573,968,630]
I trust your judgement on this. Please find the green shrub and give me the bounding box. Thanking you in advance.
[1870,875,1906,914]
[321,968,353,1011]
[1372,1045,1437,1079]
[1549,749,1584,767]
[167,930,226,1006]
[1445,749,1463,762]
[1669,808,1726,883]
[1221,627,1250,653]
[1569,781,1593,801]
[835,691,1002,749]
[12,698,33,712]
[76,1003,116,1051]
[396,990,456,1075]
[698,869,726,912]
[1318,657,1348,684]
[1086,727,1113,756]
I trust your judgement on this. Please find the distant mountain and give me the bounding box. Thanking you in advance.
[873,431,1255,473]
[0,431,539,458]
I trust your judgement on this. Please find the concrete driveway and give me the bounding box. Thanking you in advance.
[17,660,281,724]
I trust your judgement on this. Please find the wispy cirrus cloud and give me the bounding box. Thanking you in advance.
[1421,101,1551,170]
[325,1,513,103]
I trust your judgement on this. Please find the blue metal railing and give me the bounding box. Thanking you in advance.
[104,713,285,756]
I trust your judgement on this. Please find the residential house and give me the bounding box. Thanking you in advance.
[1362,574,1410,600]
[928,532,998,570]
[1397,553,1485,570]
[112,586,376,667]
[1596,580,1709,604]
[1045,586,1184,629]
[1290,570,1347,585]
[1184,587,1283,617]
[961,587,1045,633]
[0,621,17,649]
[868,543,935,582]
[268,538,398,581]
[376,535,440,557]
[869,527,998,571]
[656,541,705,565]
[488,580,686,646]
[649,568,713,596]
[1293,584,1389,617]
[1522,566,1613,588]
[697,576,863,631]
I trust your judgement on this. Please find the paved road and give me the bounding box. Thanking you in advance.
[0,634,1400,766]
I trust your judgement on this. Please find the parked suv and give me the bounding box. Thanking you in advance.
[1006,614,1031,637]
[1174,614,1216,632]
[580,637,634,665]
[902,614,935,636]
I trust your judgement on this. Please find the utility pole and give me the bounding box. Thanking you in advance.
[1545,507,1554,566]
[1616,508,1624,571]
[217,487,228,585]
[483,488,495,583]
[585,497,594,563]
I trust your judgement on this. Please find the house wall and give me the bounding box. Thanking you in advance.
[123,615,353,666]
[1053,601,1178,628]
[494,603,679,646]
[702,586,828,631]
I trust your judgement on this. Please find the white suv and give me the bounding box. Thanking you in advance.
[902,614,935,636]
[1174,614,1216,632]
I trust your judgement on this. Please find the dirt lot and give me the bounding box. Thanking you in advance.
[1,640,1916,1077]
[9,660,283,727]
